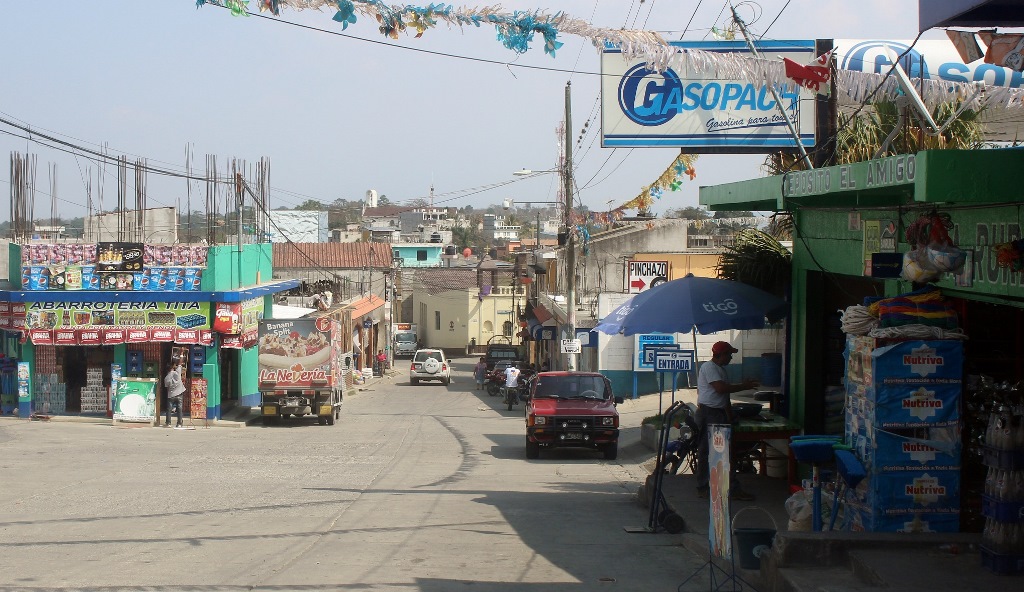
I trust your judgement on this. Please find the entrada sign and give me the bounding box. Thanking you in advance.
[782,154,917,198]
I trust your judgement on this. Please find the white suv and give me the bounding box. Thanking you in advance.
[409,349,451,386]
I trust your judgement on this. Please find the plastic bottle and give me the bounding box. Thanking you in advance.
[994,469,1008,501]
[984,466,996,497]
[985,410,997,448]
[1009,523,1023,555]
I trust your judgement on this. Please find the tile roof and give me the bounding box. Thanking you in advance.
[413,268,516,295]
[273,242,394,270]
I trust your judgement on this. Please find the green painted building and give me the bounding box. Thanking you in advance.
[0,242,297,421]
[700,149,1023,432]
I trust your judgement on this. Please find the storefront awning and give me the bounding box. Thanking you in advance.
[0,279,300,304]
[347,294,385,319]
[533,303,553,324]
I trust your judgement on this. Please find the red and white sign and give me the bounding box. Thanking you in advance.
[0,302,9,314]
[221,334,243,349]
[54,329,78,345]
[199,330,214,346]
[175,329,199,344]
[151,328,175,342]
[102,328,125,345]
[126,328,150,343]
[627,260,669,294]
[30,329,54,345]
[0,317,11,329]
[78,329,101,345]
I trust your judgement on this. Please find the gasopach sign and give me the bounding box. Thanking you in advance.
[627,260,668,293]
[601,40,817,150]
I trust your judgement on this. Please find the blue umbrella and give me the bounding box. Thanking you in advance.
[594,274,788,336]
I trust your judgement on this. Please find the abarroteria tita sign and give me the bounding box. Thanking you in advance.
[601,40,818,150]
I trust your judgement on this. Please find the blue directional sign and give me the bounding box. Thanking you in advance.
[655,350,695,373]
[635,334,677,372]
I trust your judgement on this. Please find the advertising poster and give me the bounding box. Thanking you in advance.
[17,362,31,403]
[707,424,733,560]
[112,377,157,423]
[110,364,122,417]
[190,377,208,420]
[257,318,335,389]
[96,242,144,273]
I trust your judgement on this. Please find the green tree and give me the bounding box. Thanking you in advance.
[295,199,325,211]
[665,206,711,220]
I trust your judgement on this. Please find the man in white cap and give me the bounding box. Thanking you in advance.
[695,340,758,500]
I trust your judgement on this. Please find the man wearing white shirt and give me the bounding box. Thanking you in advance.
[695,341,758,500]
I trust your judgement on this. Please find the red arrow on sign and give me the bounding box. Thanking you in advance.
[630,278,646,290]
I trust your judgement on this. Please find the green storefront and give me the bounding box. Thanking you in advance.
[700,148,1023,432]
[0,242,297,421]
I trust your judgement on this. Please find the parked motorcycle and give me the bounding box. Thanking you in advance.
[660,403,700,475]
[485,369,504,397]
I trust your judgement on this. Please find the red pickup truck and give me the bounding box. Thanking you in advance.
[525,371,624,460]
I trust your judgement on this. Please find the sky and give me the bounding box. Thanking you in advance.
[0,0,945,223]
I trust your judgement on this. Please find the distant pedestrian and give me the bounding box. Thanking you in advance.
[375,350,387,376]
[473,356,487,390]
[164,359,185,428]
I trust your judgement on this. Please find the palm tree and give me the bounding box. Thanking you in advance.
[716,229,791,297]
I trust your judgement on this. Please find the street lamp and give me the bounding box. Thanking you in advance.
[512,168,558,176]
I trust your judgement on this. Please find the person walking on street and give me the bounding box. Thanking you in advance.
[695,341,758,501]
[164,359,186,428]
[473,356,487,390]
[375,350,387,376]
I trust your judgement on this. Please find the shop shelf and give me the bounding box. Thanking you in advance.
[982,495,1024,523]
[980,545,1024,575]
[982,446,1024,470]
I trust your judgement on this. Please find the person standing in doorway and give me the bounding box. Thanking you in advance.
[695,341,758,501]
[473,356,487,390]
[164,359,186,428]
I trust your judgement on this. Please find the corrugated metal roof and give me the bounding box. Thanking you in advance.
[363,206,406,217]
[273,242,393,270]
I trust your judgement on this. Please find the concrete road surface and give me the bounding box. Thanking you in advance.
[0,356,708,591]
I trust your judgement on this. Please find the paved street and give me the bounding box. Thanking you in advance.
[0,356,703,591]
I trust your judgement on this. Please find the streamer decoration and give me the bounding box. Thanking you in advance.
[196,1,1024,114]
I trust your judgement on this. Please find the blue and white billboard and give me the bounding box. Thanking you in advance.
[601,40,818,150]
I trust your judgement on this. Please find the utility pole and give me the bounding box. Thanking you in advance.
[563,81,577,371]
[730,4,814,171]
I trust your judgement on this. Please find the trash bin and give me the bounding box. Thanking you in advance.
[732,507,777,570]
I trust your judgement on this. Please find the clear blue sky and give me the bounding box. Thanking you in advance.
[0,1,936,222]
